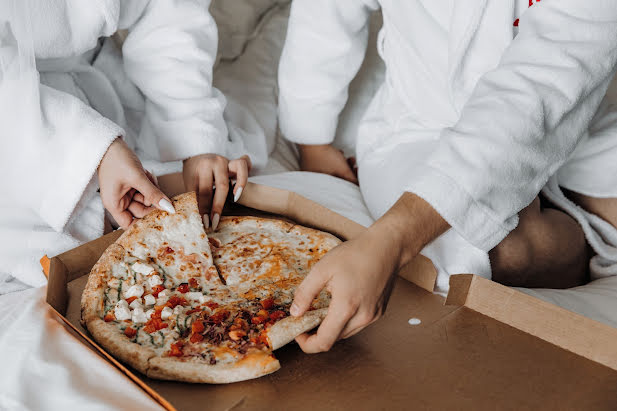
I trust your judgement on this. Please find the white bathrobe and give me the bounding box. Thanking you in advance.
[0,0,235,287]
[279,0,617,291]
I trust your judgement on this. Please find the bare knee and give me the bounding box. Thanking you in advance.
[489,198,540,287]
[489,197,589,289]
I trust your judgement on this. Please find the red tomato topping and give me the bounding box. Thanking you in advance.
[168,341,184,357]
[126,296,138,304]
[256,332,270,347]
[191,320,205,334]
[151,285,165,297]
[166,296,188,308]
[228,330,246,341]
[177,283,190,293]
[104,312,115,322]
[209,309,229,324]
[260,298,274,310]
[124,327,137,338]
[251,316,266,325]
[144,318,168,333]
[188,278,199,289]
[190,332,204,343]
[269,310,286,321]
[204,301,219,310]
[165,247,174,254]
[256,309,269,318]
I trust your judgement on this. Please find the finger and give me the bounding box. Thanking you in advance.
[228,159,248,202]
[128,200,154,219]
[133,192,146,205]
[111,209,134,230]
[145,169,159,187]
[295,299,356,353]
[241,154,252,171]
[290,264,329,317]
[340,311,379,340]
[210,161,229,229]
[197,170,214,217]
[132,171,175,214]
[102,191,134,230]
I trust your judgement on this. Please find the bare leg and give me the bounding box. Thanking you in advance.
[489,196,590,289]
[563,188,617,230]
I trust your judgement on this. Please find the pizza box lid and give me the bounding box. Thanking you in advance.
[42,177,617,410]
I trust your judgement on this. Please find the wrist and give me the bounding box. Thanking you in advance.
[368,192,450,270]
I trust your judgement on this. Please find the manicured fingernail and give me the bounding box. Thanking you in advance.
[203,214,209,229]
[290,303,300,317]
[159,198,175,214]
[233,186,243,203]
[212,213,220,231]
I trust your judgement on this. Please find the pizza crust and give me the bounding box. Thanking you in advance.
[147,352,280,384]
[81,243,126,325]
[86,318,155,373]
[267,308,328,350]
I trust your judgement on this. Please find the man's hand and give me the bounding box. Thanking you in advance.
[98,138,175,229]
[183,154,251,230]
[299,144,358,184]
[291,193,450,353]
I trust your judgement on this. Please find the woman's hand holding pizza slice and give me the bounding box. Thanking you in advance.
[183,154,252,230]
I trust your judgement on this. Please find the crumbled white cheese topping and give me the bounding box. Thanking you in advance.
[161,306,173,321]
[156,289,170,305]
[129,298,142,310]
[125,284,144,299]
[107,278,120,288]
[131,262,154,275]
[111,263,128,279]
[114,300,131,321]
[148,274,163,287]
[132,307,147,324]
[146,309,155,319]
[187,292,205,303]
[144,294,156,306]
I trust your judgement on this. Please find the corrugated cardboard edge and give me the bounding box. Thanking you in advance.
[447,274,617,371]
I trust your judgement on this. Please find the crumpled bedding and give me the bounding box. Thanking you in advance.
[2,3,617,409]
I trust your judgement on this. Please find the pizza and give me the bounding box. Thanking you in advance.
[80,192,340,383]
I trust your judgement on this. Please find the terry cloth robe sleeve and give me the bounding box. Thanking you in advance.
[406,0,617,251]
[278,0,380,145]
[119,0,227,162]
[0,32,123,232]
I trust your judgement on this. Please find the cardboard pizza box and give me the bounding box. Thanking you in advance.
[42,177,617,410]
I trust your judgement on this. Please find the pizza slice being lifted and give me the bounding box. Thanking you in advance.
[81,192,340,383]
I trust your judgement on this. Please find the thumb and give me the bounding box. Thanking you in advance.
[133,172,175,214]
[291,265,328,317]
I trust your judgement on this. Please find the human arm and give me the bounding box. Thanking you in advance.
[291,193,449,352]
[278,0,378,181]
[405,0,617,251]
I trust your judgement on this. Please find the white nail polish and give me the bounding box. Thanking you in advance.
[212,213,220,231]
[203,214,210,229]
[233,186,243,203]
[158,198,175,214]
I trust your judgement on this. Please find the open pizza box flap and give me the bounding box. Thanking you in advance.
[42,177,617,410]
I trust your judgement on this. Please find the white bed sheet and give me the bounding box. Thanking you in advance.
[2,3,617,410]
